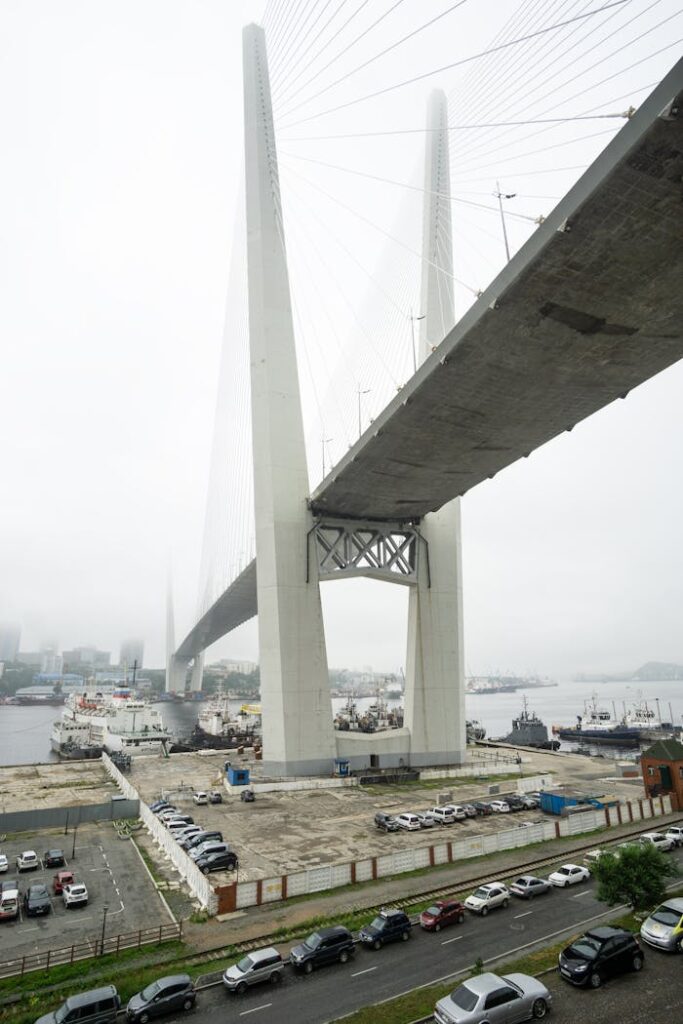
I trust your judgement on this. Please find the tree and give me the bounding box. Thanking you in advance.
[591,842,679,912]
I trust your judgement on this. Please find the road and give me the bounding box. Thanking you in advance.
[159,845,683,1024]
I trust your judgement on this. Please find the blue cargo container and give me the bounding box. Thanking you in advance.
[227,766,250,786]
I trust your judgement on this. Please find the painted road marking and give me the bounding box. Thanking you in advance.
[239,1004,272,1016]
[572,890,592,897]
[514,911,533,919]
[441,936,463,945]
[351,966,378,977]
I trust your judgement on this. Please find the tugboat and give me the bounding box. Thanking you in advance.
[466,720,487,742]
[501,697,560,750]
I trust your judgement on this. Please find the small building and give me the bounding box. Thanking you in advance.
[539,787,618,816]
[641,738,683,810]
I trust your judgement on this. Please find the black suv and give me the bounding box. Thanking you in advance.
[290,926,355,973]
[374,812,399,832]
[500,794,525,811]
[126,974,195,1021]
[359,908,411,949]
[195,849,238,874]
[559,926,644,988]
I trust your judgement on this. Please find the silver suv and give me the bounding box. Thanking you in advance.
[223,947,285,993]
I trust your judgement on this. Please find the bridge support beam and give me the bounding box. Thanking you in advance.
[243,24,336,777]
[404,89,466,766]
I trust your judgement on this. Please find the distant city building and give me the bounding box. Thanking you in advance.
[41,648,63,675]
[119,638,144,670]
[17,651,43,668]
[62,646,111,669]
[0,623,21,663]
[209,658,258,676]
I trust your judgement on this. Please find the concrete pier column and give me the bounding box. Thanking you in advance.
[243,24,336,776]
[404,90,466,766]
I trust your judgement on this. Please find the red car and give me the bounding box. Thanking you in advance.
[53,870,74,894]
[420,899,466,932]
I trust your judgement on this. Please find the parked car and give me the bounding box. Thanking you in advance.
[167,820,195,835]
[240,789,255,803]
[509,875,551,900]
[223,946,285,993]
[639,832,674,852]
[359,908,411,949]
[518,794,539,809]
[640,897,683,951]
[174,826,203,843]
[583,848,607,868]
[0,855,7,873]
[182,831,223,851]
[0,886,19,922]
[126,974,195,1021]
[414,812,434,828]
[164,815,194,829]
[150,800,172,813]
[420,899,466,932]
[374,812,399,833]
[63,882,89,908]
[290,925,355,973]
[0,878,19,893]
[195,849,238,874]
[189,841,230,862]
[465,883,510,916]
[395,813,422,831]
[434,971,552,1024]
[53,870,74,894]
[16,850,39,872]
[157,807,180,819]
[428,807,455,826]
[488,801,510,813]
[461,804,478,818]
[548,864,590,888]
[501,795,525,811]
[192,791,209,805]
[665,826,683,847]
[35,986,121,1024]
[559,926,643,988]
[472,802,492,816]
[209,790,223,804]
[43,849,65,868]
[445,804,468,821]
[24,884,51,917]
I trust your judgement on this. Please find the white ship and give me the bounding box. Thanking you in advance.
[190,691,260,746]
[51,687,171,757]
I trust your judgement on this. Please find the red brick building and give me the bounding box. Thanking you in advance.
[641,738,683,810]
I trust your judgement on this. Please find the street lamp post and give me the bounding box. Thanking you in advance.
[357,386,371,440]
[100,902,109,955]
[493,180,517,262]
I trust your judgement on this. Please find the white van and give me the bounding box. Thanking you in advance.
[395,813,422,831]
[428,806,455,825]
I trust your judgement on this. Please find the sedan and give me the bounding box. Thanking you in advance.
[63,882,88,908]
[420,899,466,932]
[16,851,39,872]
[24,884,51,917]
[434,971,552,1024]
[509,875,551,899]
[43,849,65,868]
[548,864,590,887]
[465,883,510,916]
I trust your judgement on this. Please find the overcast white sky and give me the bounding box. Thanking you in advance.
[1,0,681,676]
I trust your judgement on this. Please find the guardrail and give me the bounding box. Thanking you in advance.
[0,922,182,980]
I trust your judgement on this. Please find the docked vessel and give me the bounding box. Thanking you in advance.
[500,697,560,750]
[553,694,679,747]
[334,690,404,733]
[51,687,171,758]
[173,690,260,751]
[466,720,486,742]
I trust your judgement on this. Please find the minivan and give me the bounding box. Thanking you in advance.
[34,985,121,1024]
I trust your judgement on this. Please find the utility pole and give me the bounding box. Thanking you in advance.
[408,308,425,375]
[493,181,516,262]
[357,386,371,440]
[100,903,109,955]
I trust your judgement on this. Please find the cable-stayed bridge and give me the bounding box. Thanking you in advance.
[169,3,683,778]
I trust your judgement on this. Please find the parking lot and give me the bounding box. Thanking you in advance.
[0,822,174,961]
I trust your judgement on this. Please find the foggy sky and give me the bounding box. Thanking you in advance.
[1,1,682,677]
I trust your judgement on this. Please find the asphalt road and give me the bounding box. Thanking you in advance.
[157,845,683,1024]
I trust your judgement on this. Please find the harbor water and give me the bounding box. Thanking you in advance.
[0,680,681,767]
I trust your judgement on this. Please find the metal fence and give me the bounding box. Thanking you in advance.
[0,921,182,979]
[0,797,139,835]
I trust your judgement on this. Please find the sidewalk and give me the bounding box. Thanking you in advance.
[182,809,682,954]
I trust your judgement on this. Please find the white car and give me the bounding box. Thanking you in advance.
[583,848,607,867]
[395,813,422,831]
[464,883,510,916]
[0,854,8,873]
[428,806,455,825]
[489,801,511,813]
[193,791,209,805]
[17,850,39,872]
[640,832,674,852]
[665,826,683,847]
[548,864,590,887]
[414,812,435,828]
[445,804,468,821]
[63,882,88,908]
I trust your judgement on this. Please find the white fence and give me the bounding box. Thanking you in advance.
[101,753,217,913]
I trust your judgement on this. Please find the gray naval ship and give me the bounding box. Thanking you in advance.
[501,696,560,750]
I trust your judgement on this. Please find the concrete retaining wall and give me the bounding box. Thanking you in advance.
[0,798,139,834]
[227,793,674,913]
[101,753,217,914]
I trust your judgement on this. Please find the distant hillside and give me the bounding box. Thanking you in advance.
[632,661,683,681]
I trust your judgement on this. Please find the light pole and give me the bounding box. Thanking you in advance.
[493,181,516,262]
[357,386,371,440]
[408,308,425,374]
[100,902,109,955]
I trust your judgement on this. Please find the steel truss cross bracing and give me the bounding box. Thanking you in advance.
[311,519,424,585]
